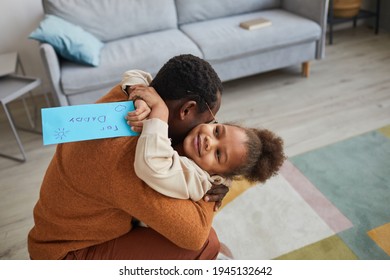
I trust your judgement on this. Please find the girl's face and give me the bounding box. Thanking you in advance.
[183,123,248,176]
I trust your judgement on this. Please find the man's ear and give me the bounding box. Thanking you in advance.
[179,100,197,120]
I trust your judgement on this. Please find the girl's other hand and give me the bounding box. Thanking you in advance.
[125,99,150,133]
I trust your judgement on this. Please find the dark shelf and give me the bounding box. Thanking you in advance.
[327,0,381,44]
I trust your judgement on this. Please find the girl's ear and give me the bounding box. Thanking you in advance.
[179,100,197,120]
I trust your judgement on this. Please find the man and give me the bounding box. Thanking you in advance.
[28,54,228,259]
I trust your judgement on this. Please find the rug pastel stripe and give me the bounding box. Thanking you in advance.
[220,179,256,209]
[275,235,358,260]
[367,223,390,256]
[214,174,334,259]
[379,124,390,138]
[280,160,353,233]
[290,129,390,259]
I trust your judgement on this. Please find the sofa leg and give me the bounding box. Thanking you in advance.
[302,62,310,78]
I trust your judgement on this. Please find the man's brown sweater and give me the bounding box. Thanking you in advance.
[28,86,215,259]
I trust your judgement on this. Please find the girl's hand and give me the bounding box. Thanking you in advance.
[126,99,151,133]
[129,85,169,122]
[129,85,165,109]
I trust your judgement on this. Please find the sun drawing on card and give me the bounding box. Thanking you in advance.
[54,128,70,140]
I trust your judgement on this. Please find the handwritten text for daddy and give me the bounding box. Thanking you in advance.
[41,101,138,145]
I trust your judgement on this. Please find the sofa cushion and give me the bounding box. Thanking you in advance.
[43,0,178,42]
[60,30,203,95]
[29,15,104,66]
[179,10,321,62]
[176,0,281,25]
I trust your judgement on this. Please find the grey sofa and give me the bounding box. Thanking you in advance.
[39,0,329,106]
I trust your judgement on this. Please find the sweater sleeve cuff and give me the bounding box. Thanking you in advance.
[141,119,169,138]
[121,70,152,92]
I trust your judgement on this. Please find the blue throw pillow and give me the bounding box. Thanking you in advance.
[29,15,104,67]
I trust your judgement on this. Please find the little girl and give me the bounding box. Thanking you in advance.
[123,73,285,202]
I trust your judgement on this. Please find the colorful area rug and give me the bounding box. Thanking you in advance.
[213,125,390,259]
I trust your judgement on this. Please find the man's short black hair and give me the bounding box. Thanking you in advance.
[150,54,223,112]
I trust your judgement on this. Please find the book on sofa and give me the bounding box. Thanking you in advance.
[239,18,271,30]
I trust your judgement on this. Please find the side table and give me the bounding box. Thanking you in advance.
[0,52,41,162]
[328,0,381,44]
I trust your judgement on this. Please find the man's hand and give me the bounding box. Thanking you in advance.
[204,184,230,212]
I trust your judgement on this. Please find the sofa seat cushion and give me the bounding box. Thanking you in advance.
[60,29,202,96]
[179,9,321,63]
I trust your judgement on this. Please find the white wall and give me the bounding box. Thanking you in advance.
[0,0,48,94]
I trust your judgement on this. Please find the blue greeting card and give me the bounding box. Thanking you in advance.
[41,101,139,145]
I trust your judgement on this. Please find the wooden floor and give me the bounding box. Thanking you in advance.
[1,26,389,259]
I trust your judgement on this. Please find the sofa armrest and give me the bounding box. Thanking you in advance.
[282,0,329,59]
[40,43,69,106]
